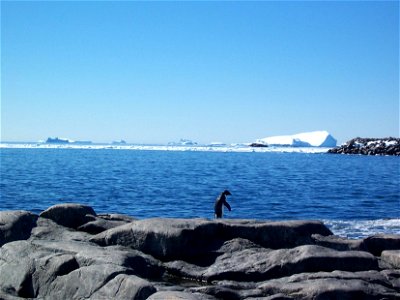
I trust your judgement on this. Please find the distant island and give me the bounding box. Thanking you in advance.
[45,137,92,144]
[168,139,198,146]
[111,140,127,145]
[45,137,71,144]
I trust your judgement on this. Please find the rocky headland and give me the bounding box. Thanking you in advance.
[1,203,399,300]
[328,137,400,156]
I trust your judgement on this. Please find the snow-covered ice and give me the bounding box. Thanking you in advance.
[256,131,337,147]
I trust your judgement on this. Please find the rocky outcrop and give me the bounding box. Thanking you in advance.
[0,211,38,247]
[249,143,268,148]
[90,218,332,262]
[1,203,399,299]
[39,203,96,229]
[328,137,400,156]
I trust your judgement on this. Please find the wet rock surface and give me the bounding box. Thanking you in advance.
[1,203,399,299]
[328,137,400,156]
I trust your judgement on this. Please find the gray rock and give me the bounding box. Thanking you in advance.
[0,237,162,298]
[33,239,164,279]
[263,295,296,300]
[90,274,156,300]
[220,219,332,249]
[1,203,399,300]
[258,271,400,299]
[78,216,130,234]
[32,253,79,297]
[166,245,378,283]
[382,250,400,268]
[39,203,96,229]
[90,218,332,261]
[0,210,38,246]
[312,234,365,251]
[0,240,80,298]
[208,245,378,282]
[147,291,211,300]
[188,286,241,300]
[45,264,130,299]
[97,213,137,222]
[0,291,26,300]
[30,217,93,242]
[0,249,34,297]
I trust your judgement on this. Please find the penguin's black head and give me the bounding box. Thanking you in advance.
[223,190,231,196]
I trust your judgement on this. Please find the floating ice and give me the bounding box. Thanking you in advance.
[0,142,330,154]
[256,131,337,147]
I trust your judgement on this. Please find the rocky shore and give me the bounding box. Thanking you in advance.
[328,137,400,156]
[1,203,399,300]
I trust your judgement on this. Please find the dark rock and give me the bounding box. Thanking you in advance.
[39,203,96,229]
[0,211,38,246]
[381,269,400,290]
[328,137,400,156]
[249,143,268,148]
[363,234,400,256]
[90,218,332,262]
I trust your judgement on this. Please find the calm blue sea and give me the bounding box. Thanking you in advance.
[1,148,399,238]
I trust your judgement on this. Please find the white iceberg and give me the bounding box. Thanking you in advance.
[256,131,337,147]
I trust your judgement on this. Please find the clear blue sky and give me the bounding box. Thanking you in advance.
[1,1,399,144]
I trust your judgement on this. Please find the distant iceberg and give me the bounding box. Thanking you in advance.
[256,131,337,147]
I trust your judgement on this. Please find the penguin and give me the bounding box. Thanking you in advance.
[214,190,232,218]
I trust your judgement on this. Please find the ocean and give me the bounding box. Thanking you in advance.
[1,145,399,239]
